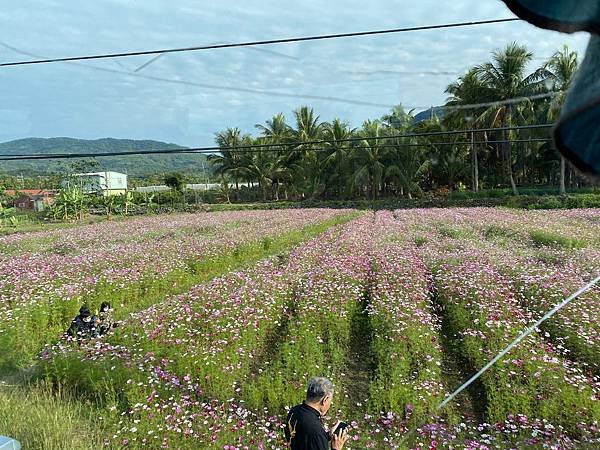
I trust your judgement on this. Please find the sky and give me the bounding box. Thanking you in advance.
[0,0,590,147]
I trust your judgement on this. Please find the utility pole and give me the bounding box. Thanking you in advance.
[559,156,566,195]
[471,131,479,192]
[201,159,208,203]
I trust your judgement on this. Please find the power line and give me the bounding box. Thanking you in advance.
[0,124,553,159]
[133,54,164,73]
[0,136,553,161]
[0,18,520,68]
[440,92,558,112]
[0,42,558,111]
[0,123,552,156]
[0,41,395,109]
[438,276,600,410]
[342,54,558,78]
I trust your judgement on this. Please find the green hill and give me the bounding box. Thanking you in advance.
[0,137,212,176]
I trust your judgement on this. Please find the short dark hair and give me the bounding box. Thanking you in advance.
[306,377,334,402]
[100,302,111,312]
[79,305,91,318]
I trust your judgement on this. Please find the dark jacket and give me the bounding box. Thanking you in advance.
[67,315,99,340]
[284,402,330,450]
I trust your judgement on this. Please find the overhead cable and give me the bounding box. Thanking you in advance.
[0,42,394,108]
[0,42,558,111]
[440,92,559,112]
[0,18,520,68]
[0,123,553,158]
[0,137,553,161]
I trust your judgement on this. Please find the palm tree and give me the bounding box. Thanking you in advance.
[290,106,324,198]
[208,128,252,198]
[255,113,291,143]
[412,118,468,190]
[381,105,414,130]
[322,118,355,198]
[384,138,429,198]
[474,43,547,195]
[352,120,388,200]
[242,137,289,201]
[543,46,579,194]
[445,69,492,192]
[255,114,293,200]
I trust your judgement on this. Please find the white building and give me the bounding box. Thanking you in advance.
[135,182,256,193]
[69,171,128,196]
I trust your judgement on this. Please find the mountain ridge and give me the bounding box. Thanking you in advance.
[0,137,210,176]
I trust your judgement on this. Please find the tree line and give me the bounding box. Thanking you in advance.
[209,43,593,202]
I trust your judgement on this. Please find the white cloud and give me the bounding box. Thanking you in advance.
[0,0,591,148]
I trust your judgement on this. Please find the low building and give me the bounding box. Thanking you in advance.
[135,182,256,193]
[5,189,56,212]
[69,171,128,196]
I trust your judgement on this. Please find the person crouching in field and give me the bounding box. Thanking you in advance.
[66,305,99,342]
[97,301,115,336]
[285,377,349,450]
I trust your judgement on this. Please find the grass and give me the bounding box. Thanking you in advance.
[529,229,587,249]
[0,213,115,236]
[0,381,106,450]
[436,223,475,240]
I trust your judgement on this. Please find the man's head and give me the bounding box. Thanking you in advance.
[79,306,92,322]
[305,377,334,416]
[100,302,111,313]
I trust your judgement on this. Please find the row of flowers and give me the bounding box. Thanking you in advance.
[39,208,600,448]
[428,253,599,437]
[0,209,346,320]
[0,209,348,371]
[395,207,600,375]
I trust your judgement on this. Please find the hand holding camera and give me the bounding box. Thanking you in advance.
[330,421,350,450]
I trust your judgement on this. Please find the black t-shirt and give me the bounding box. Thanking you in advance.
[284,402,330,450]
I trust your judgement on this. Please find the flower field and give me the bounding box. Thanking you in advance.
[0,209,352,371]
[1,208,599,449]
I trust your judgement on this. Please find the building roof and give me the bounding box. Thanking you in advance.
[72,171,127,177]
[5,189,55,197]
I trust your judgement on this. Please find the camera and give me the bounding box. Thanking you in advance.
[333,421,349,436]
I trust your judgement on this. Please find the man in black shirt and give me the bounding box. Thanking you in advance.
[66,305,99,342]
[284,377,349,450]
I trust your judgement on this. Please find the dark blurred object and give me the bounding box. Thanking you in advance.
[502,1,600,176]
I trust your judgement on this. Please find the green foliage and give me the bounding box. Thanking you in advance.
[49,187,88,221]
[200,43,596,205]
[482,225,513,239]
[117,191,135,215]
[163,172,185,193]
[0,201,19,228]
[414,236,428,246]
[529,229,586,249]
[191,192,600,213]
